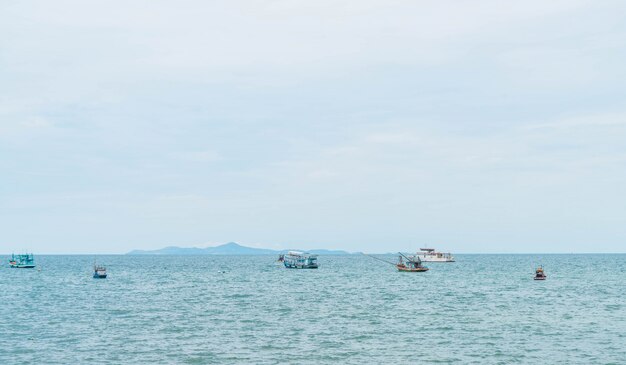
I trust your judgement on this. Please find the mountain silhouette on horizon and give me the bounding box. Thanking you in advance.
[127,242,352,255]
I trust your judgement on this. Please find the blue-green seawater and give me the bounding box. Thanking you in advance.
[1,254,624,364]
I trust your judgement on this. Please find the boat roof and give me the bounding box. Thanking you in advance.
[419,248,435,252]
[287,251,317,257]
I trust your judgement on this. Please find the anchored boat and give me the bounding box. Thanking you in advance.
[9,253,36,268]
[364,252,429,272]
[413,248,455,262]
[283,251,318,269]
[396,253,429,272]
[534,266,546,280]
[93,261,107,279]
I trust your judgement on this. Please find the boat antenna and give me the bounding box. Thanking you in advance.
[362,253,397,266]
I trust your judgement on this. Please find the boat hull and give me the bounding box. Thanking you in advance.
[534,276,546,280]
[10,265,36,268]
[413,256,455,262]
[284,264,318,269]
[396,266,429,272]
[93,274,107,279]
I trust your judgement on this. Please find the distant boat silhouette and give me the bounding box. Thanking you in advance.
[534,266,546,280]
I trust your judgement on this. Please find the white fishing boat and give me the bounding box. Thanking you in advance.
[411,248,455,262]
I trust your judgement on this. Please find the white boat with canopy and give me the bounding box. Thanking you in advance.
[411,248,455,262]
[283,251,318,269]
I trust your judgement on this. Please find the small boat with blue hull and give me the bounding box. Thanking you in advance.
[9,253,35,268]
[283,251,318,269]
[93,261,107,279]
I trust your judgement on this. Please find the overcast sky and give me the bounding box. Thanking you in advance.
[1,0,626,253]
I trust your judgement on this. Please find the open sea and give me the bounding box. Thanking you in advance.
[1,254,624,364]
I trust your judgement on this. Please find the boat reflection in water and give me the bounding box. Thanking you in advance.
[283,251,318,269]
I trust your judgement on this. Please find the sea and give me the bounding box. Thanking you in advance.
[1,254,624,364]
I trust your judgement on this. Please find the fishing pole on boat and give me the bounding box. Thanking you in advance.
[362,253,397,266]
[398,252,417,262]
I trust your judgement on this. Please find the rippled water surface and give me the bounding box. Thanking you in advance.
[1,254,625,364]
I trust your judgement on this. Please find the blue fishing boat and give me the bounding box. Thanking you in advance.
[283,251,318,269]
[93,261,107,279]
[9,253,35,268]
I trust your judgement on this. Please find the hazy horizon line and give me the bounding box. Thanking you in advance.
[3,251,625,255]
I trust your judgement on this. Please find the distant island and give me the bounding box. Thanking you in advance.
[127,242,354,255]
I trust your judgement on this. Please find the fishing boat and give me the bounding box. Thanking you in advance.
[93,261,107,279]
[9,253,36,268]
[412,248,455,262]
[283,251,318,269]
[534,266,546,280]
[364,252,429,272]
[396,253,429,272]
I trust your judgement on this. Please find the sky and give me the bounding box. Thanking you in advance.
[1,0,626,254]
